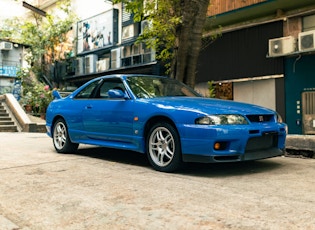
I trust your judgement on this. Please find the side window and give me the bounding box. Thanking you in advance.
[99,79,126,98]
[75,80,100,99]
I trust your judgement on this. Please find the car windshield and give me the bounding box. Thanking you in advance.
[126,76,201,99]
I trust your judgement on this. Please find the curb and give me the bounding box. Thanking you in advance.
[286,135,315,158]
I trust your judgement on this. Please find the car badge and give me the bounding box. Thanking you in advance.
[259,116,264,122]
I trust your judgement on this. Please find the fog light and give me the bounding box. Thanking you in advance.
[213,142,227,150]
[214,142,221,150]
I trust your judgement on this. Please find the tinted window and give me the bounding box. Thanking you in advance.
[126,76,200,98]
[75,80,100,99]
[99,79,125,98]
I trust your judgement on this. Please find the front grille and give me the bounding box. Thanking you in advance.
[246,114,273,123]
[246,134,278,152]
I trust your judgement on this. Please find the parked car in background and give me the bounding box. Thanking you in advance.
[46,74,287,172]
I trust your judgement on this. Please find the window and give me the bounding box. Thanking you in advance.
[75,80,101,99]
[303,14,315,31]
[99,78,125,98]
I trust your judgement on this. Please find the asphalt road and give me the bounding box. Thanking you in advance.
[0,133,314,230]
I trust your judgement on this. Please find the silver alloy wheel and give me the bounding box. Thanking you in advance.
[148,126,175,167]
[53,121,67,150]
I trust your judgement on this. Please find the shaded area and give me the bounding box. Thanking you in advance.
[74,145,284,176]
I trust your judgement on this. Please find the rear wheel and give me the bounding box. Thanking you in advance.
[53,118,78,153]
[147,122,182,172]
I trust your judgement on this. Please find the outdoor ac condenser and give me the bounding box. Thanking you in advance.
[85,54,97,74]
[111,48,121,69]
[0,42,13,50]
[75,58,84,75]
[298,30,315,52]
[268,36,296,57]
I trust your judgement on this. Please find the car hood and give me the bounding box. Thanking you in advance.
[147,97,275,115]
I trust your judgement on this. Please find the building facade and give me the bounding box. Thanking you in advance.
[2,0,315,134]
[0,40,28,99]
[53,0,160,87]
[198,0,315,134]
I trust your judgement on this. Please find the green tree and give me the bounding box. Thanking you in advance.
[0,0,77,85]
[114,0,210,87]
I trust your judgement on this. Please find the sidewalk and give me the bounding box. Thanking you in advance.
[286,135,315,158]
[27,114,46,133]
[27,114,45,124]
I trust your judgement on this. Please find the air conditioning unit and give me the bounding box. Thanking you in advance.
[268,36,296,57]
[97,58,110,72]
[298,30,315,52]
[0,42,13,50]
[75,58,84,75]
[85,54,97,74]
[111,48,121,69]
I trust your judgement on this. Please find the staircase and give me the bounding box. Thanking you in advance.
[0,102,18,132]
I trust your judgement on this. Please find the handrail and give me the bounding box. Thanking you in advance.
[0,93,38,132]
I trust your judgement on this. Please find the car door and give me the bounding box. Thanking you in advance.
[81,78,135,145]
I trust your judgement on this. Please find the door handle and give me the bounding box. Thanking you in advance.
[85,105,93,109]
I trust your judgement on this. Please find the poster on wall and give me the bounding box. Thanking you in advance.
[77,9,118,54]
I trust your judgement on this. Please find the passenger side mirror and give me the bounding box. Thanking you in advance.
[108,89,128,99]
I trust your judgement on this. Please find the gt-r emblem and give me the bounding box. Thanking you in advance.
[259,116,264,122]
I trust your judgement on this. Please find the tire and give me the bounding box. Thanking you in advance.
[53,118,78,153]
[147,122,182,172]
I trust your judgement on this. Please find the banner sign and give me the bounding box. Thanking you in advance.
[77,9,118,54]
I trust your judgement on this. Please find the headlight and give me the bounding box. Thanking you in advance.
[276,113,283,123]
[195,115,248,125]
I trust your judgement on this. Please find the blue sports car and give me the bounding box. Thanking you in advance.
[46,74,287,172]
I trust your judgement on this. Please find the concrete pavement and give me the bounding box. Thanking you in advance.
[0,132,315,229]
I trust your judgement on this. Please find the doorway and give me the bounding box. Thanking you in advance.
[302,91,315,134]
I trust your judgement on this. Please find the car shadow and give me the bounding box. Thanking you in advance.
[74,145,284,177]
[75,145,151,169]
[179,159,284,177]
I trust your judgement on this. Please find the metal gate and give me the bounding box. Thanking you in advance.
[302,91,315,134]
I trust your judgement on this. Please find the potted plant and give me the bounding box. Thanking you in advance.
[19,91,34,113]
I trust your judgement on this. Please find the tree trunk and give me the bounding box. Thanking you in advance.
[175,0,209,87]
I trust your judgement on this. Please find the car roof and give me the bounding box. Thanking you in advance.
[92,74,168,81]
[70,74,170,96]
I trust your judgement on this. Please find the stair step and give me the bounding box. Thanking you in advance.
[0,103,19,132]
[0,117,11,121]
[0,125,18,132]
[0,121,14,125]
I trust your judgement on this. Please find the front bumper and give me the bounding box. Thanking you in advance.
[182,148,284,163]
[179,122,287,163]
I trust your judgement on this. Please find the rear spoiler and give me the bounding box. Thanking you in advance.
[52,90,62,99]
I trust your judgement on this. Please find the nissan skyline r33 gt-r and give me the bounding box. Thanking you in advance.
[46,74,287,172]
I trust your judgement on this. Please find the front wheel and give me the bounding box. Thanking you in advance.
[147,122,182,172]
[53,118,78,153]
